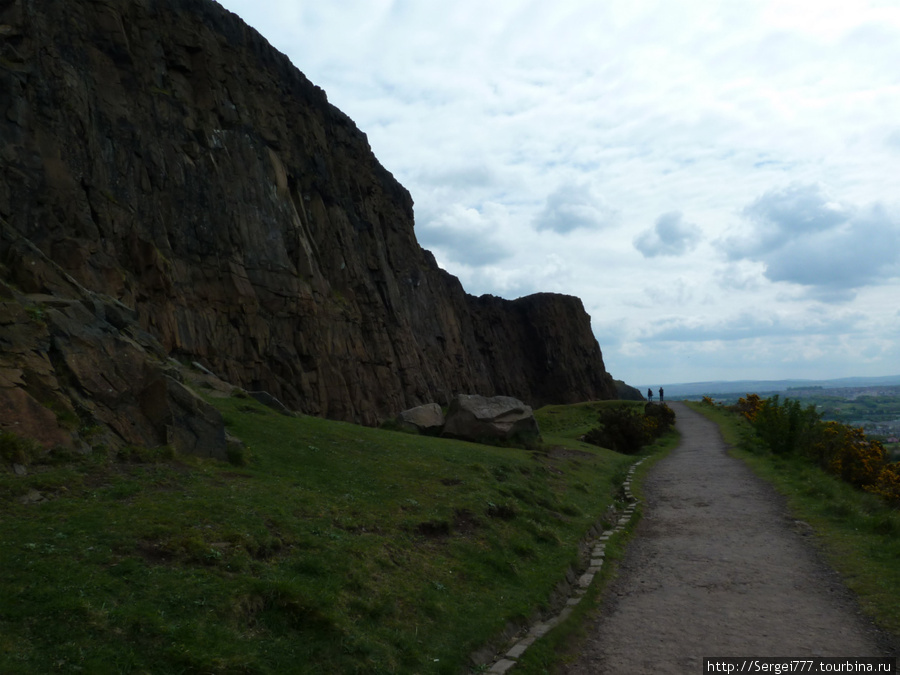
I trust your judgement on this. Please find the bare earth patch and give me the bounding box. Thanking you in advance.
[562,402,897,674]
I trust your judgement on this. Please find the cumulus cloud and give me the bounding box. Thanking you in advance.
[416,203,513,266]
[728,184,851,257]
[533,182,618,234]
[460,253,576,299]
[634,211,702,258]
[721,184,900,298]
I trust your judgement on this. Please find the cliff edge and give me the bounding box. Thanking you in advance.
[0,0,615,450]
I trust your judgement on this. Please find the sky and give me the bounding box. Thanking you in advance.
[216,0,900,388]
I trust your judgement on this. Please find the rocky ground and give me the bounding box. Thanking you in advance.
[561,402,897,674]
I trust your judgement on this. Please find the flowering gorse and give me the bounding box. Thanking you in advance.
[735,393,763,422]
[736,394,898,506]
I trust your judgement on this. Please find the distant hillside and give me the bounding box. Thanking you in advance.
[651,375,900,400]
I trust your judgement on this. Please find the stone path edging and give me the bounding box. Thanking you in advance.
[483,457,648,674]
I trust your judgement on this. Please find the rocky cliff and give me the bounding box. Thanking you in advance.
[0,0,615,453]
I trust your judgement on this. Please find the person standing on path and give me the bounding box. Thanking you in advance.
[658,386,664,402]
[562,401,894,674]
[647,388,653,402]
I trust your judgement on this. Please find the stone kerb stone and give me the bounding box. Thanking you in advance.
[483,456,647,673]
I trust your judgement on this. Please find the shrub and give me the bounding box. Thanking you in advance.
[735,393,764,422]
[811,421,886,489]
[644,402,676,435]
[865,462,900,507]
[737,394,894,505]
[751,396,820,456]
[583,406,646,454]
[583,403,674,455]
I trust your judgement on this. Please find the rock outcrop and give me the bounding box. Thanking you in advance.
[0,0,617,436]
[0,223,227,458]
[443,395,540,444]
[614,380,645,401]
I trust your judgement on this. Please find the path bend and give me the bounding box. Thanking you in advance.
[563,401,895,674]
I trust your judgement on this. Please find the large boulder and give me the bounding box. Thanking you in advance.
[396,403,445,435]
[140,375,227,460]
[442,395,540,444]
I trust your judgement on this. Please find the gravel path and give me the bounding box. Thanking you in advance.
[562,402,894,674]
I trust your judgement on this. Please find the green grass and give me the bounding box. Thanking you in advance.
[688,401,900,638]
[508,428,679,675]
[0,395,650,674]
[535,400,645,443]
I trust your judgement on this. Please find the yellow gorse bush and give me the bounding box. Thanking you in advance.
[812,421,886,489]
[736,393,763,422]
[736,394,898,507]
[866,462,900,506]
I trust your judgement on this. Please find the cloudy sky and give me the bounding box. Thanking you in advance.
[217,0,900,387]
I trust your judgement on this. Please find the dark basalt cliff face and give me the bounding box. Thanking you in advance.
[0,0,615,450]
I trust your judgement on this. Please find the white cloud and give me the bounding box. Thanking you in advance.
[532,182,618,234]
[641,277,704,308]
[741,184,849,245]
[634,211,702,257]
[714,262,765,291]
[415,203,513,266]
[722,184,900,297]
[641,310,864,343]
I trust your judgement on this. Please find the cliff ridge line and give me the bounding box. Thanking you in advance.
[0,0,616,452]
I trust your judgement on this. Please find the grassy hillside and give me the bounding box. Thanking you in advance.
[0,395,652,674]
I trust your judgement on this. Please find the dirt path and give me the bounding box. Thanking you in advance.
[562,402,894,674]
